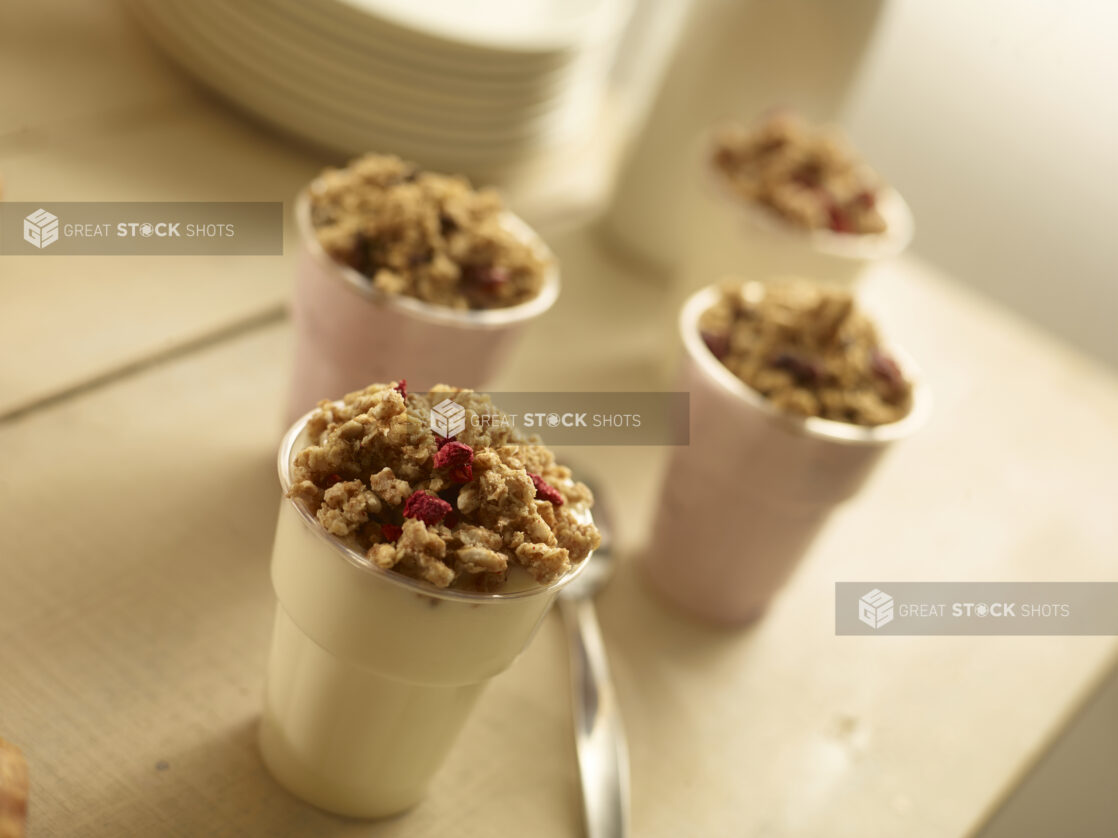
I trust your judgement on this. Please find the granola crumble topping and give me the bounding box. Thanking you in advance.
[308,154,548,310]
[288,383,600,591]
[699,280,913,426]
[711,111,889,235]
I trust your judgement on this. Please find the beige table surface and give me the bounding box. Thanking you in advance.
[4,2,1118,837]
[3,237,1118,838]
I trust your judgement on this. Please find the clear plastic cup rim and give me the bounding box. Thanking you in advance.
[276,402,594,603]
[295,186,560,330]
[680,283,931,446]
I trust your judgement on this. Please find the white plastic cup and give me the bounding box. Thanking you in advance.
[260,411,591,817]
[642,285,928,625]
[286,189,560,424]
[679,134,914,291]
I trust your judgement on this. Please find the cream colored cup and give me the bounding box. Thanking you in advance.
[286,189,560,423]
[260,410,591,817]
[642,284,928,625]
[679,134,914,291]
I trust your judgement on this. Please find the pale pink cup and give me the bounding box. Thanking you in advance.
[287,189,560,423]
[642,284,929,625]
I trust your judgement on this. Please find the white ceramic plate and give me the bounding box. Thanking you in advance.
[155,0,582,148]
[269,0,591,80]
[195,0,608,137]
[131,0,589,169]
[331,0,631,57]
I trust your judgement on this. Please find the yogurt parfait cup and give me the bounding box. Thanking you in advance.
[642,283,928,625]
[260,407,592,817]
[679,130,913,292]
[286,188,560,424]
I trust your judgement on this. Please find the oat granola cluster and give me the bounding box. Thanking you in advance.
[288,382,600,591]
[308,154,548,310]
[711,111,888,235]
[699,280,913,426]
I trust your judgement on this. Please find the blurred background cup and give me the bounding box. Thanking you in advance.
[641,283,928,625]
[286,188,559,423]
[601,0,887,273]
[678,131,914,293]
[261,410,593,818]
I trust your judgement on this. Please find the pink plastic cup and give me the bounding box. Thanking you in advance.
[642,284,929,625]
[286,189,560,423]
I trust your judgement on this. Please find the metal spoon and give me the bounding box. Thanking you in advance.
[558,483,630,838]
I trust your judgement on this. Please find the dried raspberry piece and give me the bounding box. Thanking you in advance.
[701,330,730,360]
[434,440,474,482]
[394,379,407,399]
[381,523,402,542]
[465,264,510,292]
[771,352,823,386]
[870,349,904,392]
[528,473,564,506]
[403,491,452,525]
[435,434,456,449]
[855,190,877,210]
[828,206,852,234]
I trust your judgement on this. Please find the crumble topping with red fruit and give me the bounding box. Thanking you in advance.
[288,383,600,591]
[699,280,913,426]
[308,154,549,310]
[711,111,889,235]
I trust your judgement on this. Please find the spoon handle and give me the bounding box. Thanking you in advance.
[559,596,630,838]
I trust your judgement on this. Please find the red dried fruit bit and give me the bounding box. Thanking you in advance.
[465,264,510,292]
[771,352,823,386]
[403,491,452,525]
[828,206,852,234]
[870,350,904,389]
[701,330,730,360]
[433,440,474,483]
[394,379,407,399]
[435,434,456,449]
[855,190,876,210]
[528,473,564,506]
[381,523,402,542]
[792,162,822,189]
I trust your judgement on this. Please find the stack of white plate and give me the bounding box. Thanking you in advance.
[130,0,633,178]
